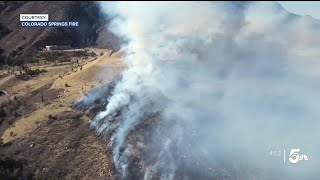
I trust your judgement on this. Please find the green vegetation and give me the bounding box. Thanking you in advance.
[36,51,71,63]
[73,49,97,57]
[34,50,96,63]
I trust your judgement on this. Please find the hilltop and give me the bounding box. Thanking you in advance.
[0,1,120,65]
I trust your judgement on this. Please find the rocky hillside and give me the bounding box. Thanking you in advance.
[0,1,120,65]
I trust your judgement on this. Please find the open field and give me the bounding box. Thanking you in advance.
[0,48,123,179]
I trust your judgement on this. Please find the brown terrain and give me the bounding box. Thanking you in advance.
[0,1,120,65]
[0,48,124,179]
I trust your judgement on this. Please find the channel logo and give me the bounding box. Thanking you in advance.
[288,149,309,164]
[269,148,309,164]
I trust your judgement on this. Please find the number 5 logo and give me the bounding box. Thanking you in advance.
[289,149,300,164]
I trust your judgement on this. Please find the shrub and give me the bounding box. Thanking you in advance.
[0,157,27,179]
[0,23,11,40]
[0,108,6,118]
[15,66,47,81]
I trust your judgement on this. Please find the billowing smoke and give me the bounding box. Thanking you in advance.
[82,1,320,179]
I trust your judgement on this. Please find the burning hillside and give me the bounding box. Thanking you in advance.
[74,1,320,180]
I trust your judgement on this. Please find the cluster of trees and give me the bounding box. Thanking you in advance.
[16,66,47,81]
[0,156,33,179]
[3,47,24,66]
[37,51,71,62]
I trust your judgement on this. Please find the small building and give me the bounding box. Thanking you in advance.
[45,45,72,51]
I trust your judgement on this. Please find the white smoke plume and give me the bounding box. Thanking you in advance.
[88,1,320,179]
